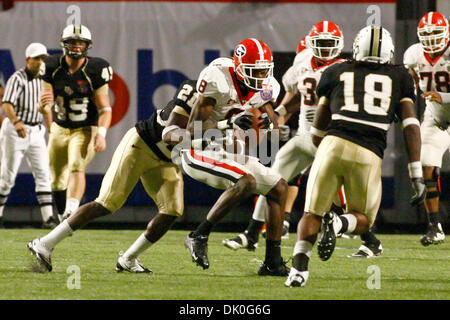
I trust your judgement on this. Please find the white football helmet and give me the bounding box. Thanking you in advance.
[353,26,394,63]
[60,24,92,59]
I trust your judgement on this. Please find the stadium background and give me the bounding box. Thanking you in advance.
[0,0,448,232]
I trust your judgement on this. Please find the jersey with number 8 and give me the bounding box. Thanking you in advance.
[42,54,113,129]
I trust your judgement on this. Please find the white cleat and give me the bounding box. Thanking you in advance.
[116,251,152,274]
[349,242,383,258]
[27,238,53,272]
[284,267,309,287]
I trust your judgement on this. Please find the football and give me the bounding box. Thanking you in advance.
[247,107,265,144]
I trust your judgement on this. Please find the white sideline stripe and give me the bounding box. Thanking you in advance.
[332,114,390,130]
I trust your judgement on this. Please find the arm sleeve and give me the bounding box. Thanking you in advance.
[399,68,416,103]
[196,66,223,101]
[2,74,22,106]
[90,58,113,90]
[282,65,298,93]
[316,67,335,100]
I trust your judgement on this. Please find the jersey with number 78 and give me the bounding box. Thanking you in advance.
[42,54,113,129]
[316,60,416,158]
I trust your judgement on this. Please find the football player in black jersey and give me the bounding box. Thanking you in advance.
[285,26,426,287]
[28,80,197,273]
[39,24,113,222]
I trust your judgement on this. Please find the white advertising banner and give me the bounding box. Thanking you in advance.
[0,0,396,174]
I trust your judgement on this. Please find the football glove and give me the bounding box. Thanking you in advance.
[258,113,271,129]
[279,125,290,141]
[229,111,254,130]
[410,177,427,206]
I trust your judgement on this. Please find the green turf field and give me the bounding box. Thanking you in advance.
[0,229,448,300]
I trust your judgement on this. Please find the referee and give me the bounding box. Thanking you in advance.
[0,43,57,229]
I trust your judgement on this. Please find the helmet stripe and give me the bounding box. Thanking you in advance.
[324,21,328,33]
[250,38,264,60]
[370,26,381,57]
[428,12,433,24]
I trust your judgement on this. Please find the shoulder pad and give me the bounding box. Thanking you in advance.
[293,48,313,66]
[86,57,111,73]
[197,65,230,95]
[403,43,421,69]
[43,54,62,71]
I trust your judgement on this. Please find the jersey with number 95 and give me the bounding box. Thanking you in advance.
[42,54,113,129]
[317,60,416,158]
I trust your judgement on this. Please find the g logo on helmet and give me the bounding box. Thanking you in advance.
[234,44,247,59]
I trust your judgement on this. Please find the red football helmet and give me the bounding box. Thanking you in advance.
[306,21,344,60]
[297,36,307,54]
[233,38,274,91]
[417,11,449,53]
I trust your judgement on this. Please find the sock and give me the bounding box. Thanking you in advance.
[40,220,73,250]
[193,220,213,237]
[284,212,291,224]
[40,205,53,222]
[53,190,66,215]
[0,194,8,218]
[427,212,440,225]
[265,239,282,267]
[37,191,53,221]
[293,240,313,271]
[337,214,357,234]
[360,230,379,245]
[122,233,153,260]
[246,219,264,242]
[252,196,267,221]
[64,198,80,216]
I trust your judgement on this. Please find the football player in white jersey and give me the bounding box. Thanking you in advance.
[404,11,448,245]
[181,38,289,276]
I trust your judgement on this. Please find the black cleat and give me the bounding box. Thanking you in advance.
[42,216,59,229]
[257,260,289,277]
[420,223,445,246]
[184,232,210,269]
[317,211,337,261]
[0,217,4,229]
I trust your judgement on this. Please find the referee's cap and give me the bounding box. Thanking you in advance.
[25,43,48,58]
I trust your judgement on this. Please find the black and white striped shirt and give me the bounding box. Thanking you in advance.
[2,68,42,125]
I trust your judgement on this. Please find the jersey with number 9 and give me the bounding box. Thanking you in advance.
[42,54,113,129]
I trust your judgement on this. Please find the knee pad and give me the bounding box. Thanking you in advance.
[425,167,441,199]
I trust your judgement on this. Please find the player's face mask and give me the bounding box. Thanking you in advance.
[63,40,89,60]
[240,66,272,91]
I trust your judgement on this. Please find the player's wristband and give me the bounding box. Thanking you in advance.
[408,161,423,179]
[310,126,326,138]
[401,117,420,129]
[217,119,230,130]
[98,126,107,138]
[439,92,450,104]
[274,105,287,117]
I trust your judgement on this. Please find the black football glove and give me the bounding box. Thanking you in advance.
[258,113,271,129]
[410,177,427,206]
[229,111,254,130]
